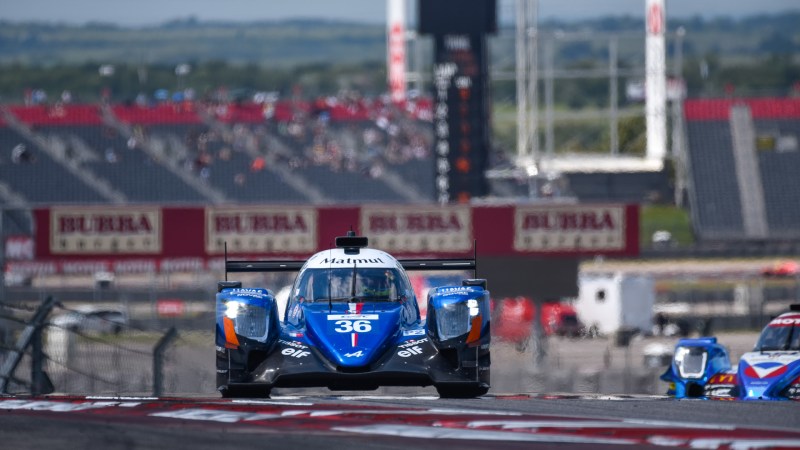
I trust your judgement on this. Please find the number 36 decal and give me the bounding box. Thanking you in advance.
[334,320,372,333]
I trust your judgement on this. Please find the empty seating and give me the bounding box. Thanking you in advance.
[684,98,800,241]
[685,120,745,238]
[0,127,107,204]
[205,151,308,203]
[293,165,407,203]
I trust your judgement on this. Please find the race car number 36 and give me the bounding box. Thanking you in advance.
[334,320,372,333]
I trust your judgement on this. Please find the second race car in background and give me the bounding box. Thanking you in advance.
[661,304,800,400]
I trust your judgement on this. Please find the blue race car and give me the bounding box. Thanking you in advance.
[661,304,800,400]
[215,233,491,398]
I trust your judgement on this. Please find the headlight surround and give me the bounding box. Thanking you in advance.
[436,301,470,341]
[674,346,708,379]
[225,300,268,340]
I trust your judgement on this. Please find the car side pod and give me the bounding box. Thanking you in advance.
[215,285,281,398]
[426,279,491,398]
[660,337,731,399]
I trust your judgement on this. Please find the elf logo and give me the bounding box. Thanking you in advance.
[282,348,310,358]
[398,346,423,358]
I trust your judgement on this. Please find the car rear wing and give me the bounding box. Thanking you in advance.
[223,233,478,280]
[225,258,476,276]
[220,258,479,293]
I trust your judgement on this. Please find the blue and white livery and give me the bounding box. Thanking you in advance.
[215,233,491,398]
[662,305,800,400]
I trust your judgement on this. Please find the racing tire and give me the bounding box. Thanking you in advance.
[219,384,272,399]
[435,384,489,399]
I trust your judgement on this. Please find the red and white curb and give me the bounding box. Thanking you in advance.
[1,396,799,449]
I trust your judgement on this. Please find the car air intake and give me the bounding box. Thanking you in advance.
[436,302,470,341]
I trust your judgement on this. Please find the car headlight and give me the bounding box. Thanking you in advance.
[674,346,708,379]
[225,301,242,319]
[467,299,480,317]
[436,302,470,341]
[783,376,800,399]
[225,300,268,340]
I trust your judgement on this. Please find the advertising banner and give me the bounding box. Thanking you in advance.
[387,0,406,103]
[25,204,638,275]
[50,207,162,254]
[645,0,667,162]
[205,206,317,255]
[513,204,627,252]
[360,206,472,253]
[5,235,35,261]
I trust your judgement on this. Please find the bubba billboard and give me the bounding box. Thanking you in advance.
[513,204,627,252]
[205,206,317,254]
[27,204,637,269]
[360,206,472,253]
[50,207,162,254]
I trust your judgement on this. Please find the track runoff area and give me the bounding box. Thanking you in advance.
[1,394,799,449]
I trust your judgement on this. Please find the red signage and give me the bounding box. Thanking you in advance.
[513,205,627,253]
[646,1,664,35]
[5,235,34,261]
[157,299,185,318]
[205,206,317,255]
[50,207,162,254]
[361,206,472,253]
[22,204,639,275]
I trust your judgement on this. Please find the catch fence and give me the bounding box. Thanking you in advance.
[0,291,775,397]
[0,297,214,396]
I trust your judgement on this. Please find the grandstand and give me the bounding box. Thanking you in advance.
[683,98,800,250]
[4,96,800,241]
[0,97,436,206]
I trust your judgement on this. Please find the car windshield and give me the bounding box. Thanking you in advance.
[755,324,800,351]
[293,267,410,303]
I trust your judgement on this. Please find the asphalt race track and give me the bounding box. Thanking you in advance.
[1,394,799,449]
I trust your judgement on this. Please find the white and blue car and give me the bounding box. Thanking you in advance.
[215,233,491,398]
[662,304,800,400]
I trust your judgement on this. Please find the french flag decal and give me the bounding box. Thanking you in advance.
[744,362,788,379]
[349,302,362,347]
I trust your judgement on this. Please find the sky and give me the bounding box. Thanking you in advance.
[2,0,798,26]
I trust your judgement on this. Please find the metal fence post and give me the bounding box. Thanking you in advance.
[0,296,57,394]
[531,298,547,368]
[0,207,5,307]
[153,327,178,397]
[30,321,54,396]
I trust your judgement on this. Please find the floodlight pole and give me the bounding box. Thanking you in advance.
[515,0,529,162]
[516,0,539,161]
[609,37,619,155]
[544,36,554,158]
[526,0,539,164]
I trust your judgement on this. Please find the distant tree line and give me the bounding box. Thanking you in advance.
[0,61,388,103]
[1,52,797,105]
[1,13,798,104]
